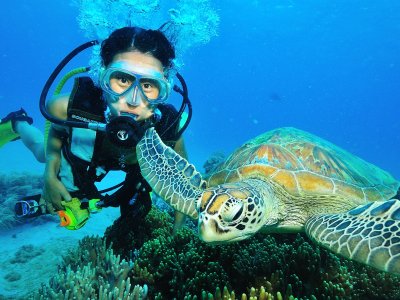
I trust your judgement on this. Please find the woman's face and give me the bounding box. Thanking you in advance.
[104,51,165,121]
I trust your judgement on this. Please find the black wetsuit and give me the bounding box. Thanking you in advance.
[61,77,182,218]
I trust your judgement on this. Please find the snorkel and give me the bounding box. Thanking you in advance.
[39,40,192,147]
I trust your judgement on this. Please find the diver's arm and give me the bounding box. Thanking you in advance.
[42,95,72,213]
[172,136,188,234]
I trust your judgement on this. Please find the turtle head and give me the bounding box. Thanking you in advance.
[198,180,268,243]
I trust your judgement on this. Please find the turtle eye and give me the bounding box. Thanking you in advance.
[221,200,244,223]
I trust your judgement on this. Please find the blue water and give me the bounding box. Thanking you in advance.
[0,1,399,297]
[184,0,400,179]
[1,0,399,179]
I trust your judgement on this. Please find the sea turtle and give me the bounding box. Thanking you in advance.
[137,127,400,274]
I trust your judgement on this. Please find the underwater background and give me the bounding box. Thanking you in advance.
[0,0,399,178]
[0,0,400,298]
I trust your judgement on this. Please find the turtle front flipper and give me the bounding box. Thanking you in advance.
[137,128,206,219]
[305,199,400,275]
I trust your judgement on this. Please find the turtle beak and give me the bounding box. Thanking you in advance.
[199,218,220,243]
[198,217,251,244]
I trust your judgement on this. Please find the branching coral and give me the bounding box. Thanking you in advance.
[32,236,148,299]
[36,265,147,300]
[202,152,226,176]
[108,207,400,299]
[137,227,230,298]
[31,207,400,299]
[104,205,174,258]
[181,285,296,300]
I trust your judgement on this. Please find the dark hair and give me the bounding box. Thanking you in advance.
[100,27,175,69]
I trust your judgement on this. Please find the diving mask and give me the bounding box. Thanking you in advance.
[100,62,170,106]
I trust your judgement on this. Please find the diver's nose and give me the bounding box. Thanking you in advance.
[125,86,142,107]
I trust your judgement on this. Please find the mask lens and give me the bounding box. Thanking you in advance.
[108,71,136,95]
[139,78,162,100]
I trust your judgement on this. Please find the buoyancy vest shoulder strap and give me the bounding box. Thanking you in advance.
[68,76,107,123]
[66,76,106,166]
[61,77,107,196]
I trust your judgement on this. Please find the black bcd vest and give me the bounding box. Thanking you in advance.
[62,76,182,197]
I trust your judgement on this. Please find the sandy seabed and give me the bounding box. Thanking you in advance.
[0,206,120,298]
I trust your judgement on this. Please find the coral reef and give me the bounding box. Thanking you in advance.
[104,202,175,258]
[180,285,295,300]
[106,207,400,299]
[32,207,400,299]
[202,151,226,175]
[4,272,21,283]
[32,236,148,299]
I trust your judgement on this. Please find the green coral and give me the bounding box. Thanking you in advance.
[138,228,230,298]
[104,203,174,259]
[222,234,353,298]
[105,207,400,299]
[180,285,294,300]
[33,207,400,299]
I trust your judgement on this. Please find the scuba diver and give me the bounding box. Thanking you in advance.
[0,108,45,163]
[12,26,192,232]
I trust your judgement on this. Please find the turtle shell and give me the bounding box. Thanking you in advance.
[207,127,399,202]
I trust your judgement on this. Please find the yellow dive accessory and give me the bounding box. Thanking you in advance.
[57,197,102,230]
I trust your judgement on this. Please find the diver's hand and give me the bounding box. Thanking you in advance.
[42,175,71,214]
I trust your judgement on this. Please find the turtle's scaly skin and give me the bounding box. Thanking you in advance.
[200,127,399,238]
[137,127,400,274]
[306,199,400,274]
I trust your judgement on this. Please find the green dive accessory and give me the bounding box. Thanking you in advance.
[15,196,102,230]
[57,198,102,230]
